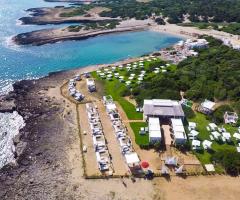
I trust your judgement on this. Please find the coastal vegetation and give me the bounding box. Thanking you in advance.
[68,20,120,31]
[57,0,240,25]
[211,149,240,176]
[98,0,240,23]
[131,37,240,109]
[59,5,93,17]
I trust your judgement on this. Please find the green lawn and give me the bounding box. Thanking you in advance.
[188,112,238,166]
[130,122,149,146]
[92,71,143,120]
[91,58,177,120]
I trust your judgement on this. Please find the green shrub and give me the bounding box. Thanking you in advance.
[211,149,240,176]
[182,105,196,119]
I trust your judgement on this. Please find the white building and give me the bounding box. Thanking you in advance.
[143,99,185,120]
[148,117,162,144]
[185,38,209,49]
[224,112,238,124]
[171,118,187,145]
[199,99,216,114]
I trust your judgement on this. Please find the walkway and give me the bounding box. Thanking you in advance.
[96,101,128,175]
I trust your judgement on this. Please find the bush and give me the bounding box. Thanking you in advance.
[182,105,196,119]
[120,88,131,97]
[155,17,166,25]
[211,150,240,176]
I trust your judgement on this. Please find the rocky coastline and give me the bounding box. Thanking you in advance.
[0,69,79,199]
[13,27,147,46]
[19,7,114,25]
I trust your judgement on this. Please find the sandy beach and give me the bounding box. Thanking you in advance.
[150,23,240,47]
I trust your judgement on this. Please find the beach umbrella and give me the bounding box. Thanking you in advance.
[141,161,149,168]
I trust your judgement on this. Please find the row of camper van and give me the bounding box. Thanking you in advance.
[86,103,112,172]
[68,75,85,101]
[103,96,141,171]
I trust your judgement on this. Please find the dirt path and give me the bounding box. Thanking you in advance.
[153,176,240,200]
[96,101,128,175]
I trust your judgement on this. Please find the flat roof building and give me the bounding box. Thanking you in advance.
[224,112,238,124]
[171,118,187,145]
[143,99,185,120]
[148,117,162,144]
[198,99,216,114]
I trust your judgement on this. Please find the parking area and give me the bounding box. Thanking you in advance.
[78,102,129,176]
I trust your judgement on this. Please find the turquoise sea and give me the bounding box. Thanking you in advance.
[0,0,182,95]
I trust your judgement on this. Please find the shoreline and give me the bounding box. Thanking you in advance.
[19,7,116,25]
[150,24,240,47]
[1,48,240,200]
[13,26,148,46]
[13,19,153,46]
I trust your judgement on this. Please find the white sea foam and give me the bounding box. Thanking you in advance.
[0,111,25,169]
[16,19,23,26]
[0,83,14,97]
[4,36,22,52]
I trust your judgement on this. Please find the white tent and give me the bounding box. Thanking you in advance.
[165,156,178,166]
[211,131,221,139]
[209,123,217,130]
[222,132,231,140]
[175,165,184,174]
[192,140,201,147]
[129,77,134,80]
[125,152,140,167]
[205,164,215,172]
[190,130,199,137]
[188,122,197,129]
[161,165,169,174]
[233,132,240,140]
[202,140,212,149]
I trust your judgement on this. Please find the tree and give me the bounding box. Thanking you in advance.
[211,150,240,176]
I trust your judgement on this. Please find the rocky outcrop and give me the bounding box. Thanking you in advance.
[0,69,82,199]
[13,25,147,46]
[19,7,115,25]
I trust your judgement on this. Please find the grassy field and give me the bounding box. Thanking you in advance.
[92,71,143,120]
[130,122,149,146]
[91,58,174,120]
[188,112,238,167]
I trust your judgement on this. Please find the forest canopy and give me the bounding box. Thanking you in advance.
[97,0,240,23]
[133,37,240,110]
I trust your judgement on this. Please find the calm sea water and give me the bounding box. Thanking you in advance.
[0,0,182,95]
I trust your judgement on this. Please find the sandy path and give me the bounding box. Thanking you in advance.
[96,101,128,175]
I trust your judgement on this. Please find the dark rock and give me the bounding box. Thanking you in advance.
[13,134,21,145]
